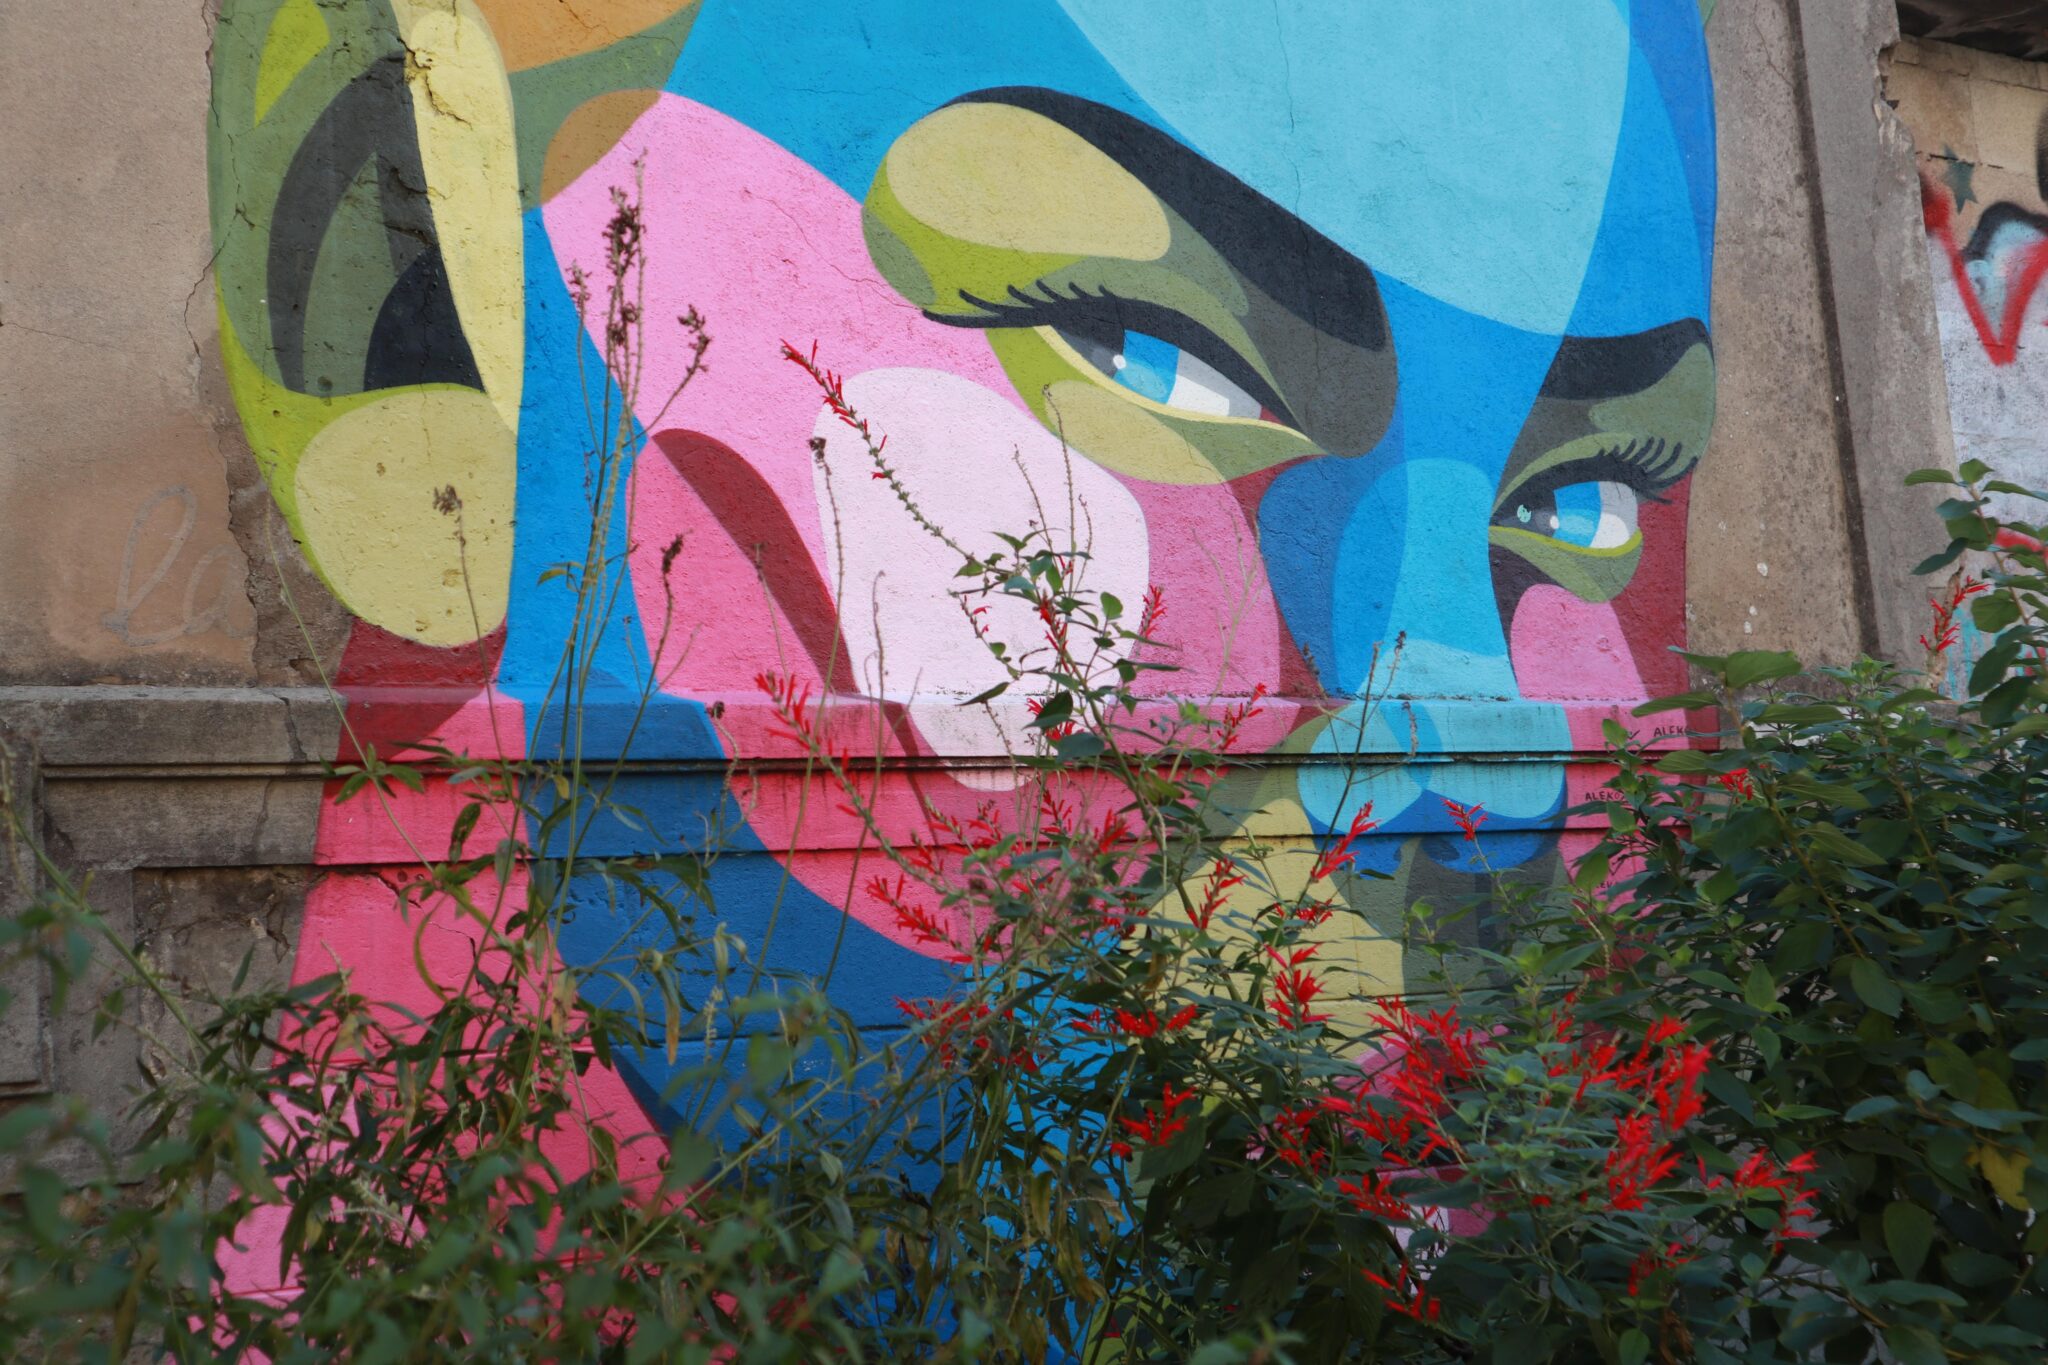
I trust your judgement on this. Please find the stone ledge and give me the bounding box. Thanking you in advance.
[0,686,341,769]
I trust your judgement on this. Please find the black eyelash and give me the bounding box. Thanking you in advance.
[932,282,1299,427]
[1507,438,1694,512]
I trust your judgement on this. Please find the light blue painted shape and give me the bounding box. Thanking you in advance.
[1629,0,1718,275]
[1563,37,1710,334]
[670,0,1165,197]
[1055,0,1632,334]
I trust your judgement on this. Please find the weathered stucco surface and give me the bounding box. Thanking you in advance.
[1,1,260,685]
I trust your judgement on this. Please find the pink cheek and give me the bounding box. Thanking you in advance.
[1510,584,1647,815]
[1510,585,1645,706]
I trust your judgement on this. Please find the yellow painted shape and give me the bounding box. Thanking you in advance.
[471,0,695,72]
[292,389,516,645]
[391,0,525,437]
[884,102,1172,261]
[254,0,332,124]
[217,307,383,526]
[1181,797,1404,1033]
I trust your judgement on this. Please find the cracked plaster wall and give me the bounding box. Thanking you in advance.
[0,0,349,689]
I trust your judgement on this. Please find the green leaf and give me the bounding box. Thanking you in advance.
[1054,732,1107,762]
[1850,958,1903,1017]
[1743,963,1779,1014]
[1904,467,1960,487]
[1941,1246,2017,1288]
[1948,1102,2027,1131]
[1972,592,2021,634]
[1632,690,1715,716]
[1925,1039,1979,1101]
[1808,824,1885,868]
[1871,1281,1967,1307]
[745,1035,793,1091]
[1883,1324,1947,1365]
[962,682,1008,706]
[1655,749,1712,774]
[1723,650,1802,690]
[1912,539,1967,575]
[1755,702,1844,725]
[1617,1330,1650,1365]
[1971,636,2022,694]
[1029,692,1073,730]
[1883,1201,1935,1277]
[1844,1096,1901,1122]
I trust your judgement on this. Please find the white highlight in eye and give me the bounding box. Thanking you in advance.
[1588,481,1637,549]
[1163,350,1262,419]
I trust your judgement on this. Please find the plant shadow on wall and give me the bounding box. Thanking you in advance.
[3,191,2048,1364]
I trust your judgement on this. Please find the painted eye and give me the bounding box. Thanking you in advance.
[1059,326,1264,419]
[1510,480,1638,550]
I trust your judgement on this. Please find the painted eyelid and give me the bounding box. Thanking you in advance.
[1492,433,1691,509]
[989,267,1287,410]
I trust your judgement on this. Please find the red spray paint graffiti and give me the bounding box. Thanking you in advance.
[1922,169,2048,366]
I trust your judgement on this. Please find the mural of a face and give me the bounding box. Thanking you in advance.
[210,0,1715,1132]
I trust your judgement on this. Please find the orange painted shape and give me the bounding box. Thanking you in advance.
[541,89,661,203]
[470,0,697,72]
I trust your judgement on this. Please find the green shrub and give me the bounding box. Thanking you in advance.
[2,267,2042,1362]
[1589,461,2048,1363]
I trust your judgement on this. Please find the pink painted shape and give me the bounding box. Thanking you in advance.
[543,94,1020,600]
[314,691,527,867]
[1509,585,1658,816]
[226,857,667,1303]
[1122,479,1284,700]
[816,367,1147,737]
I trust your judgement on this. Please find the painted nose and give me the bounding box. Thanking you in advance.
[1302,456,1569,869]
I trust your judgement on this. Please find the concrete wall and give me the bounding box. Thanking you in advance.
[0,0,1985,1210]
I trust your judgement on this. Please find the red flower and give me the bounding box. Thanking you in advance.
[1627,1240,1695,1296]
[1920,574,1990,656]
[1267,944,1332,1030]
[1191,861,1246,931]
[868,874,965,961]
[1442,799,1489,841]
[1721,1150,1821,1246]
[1311,802,1378,882]
[1138,584,1168,637]
[1215,681,1270,753]
[1339,1171,1418,1222]
[1716,768,1756,800]
[1363,1263,1441,1323]
[1117,1083,1199,1155]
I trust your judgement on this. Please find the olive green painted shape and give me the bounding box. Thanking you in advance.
[209,0,412,393]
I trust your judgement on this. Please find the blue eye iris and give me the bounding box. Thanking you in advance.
[1550,481,1605,548]
[1058,322,1267,420]
[1108,330,1181,403]
[1509,479,1640,551]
